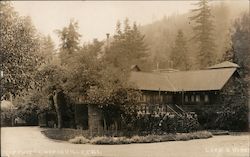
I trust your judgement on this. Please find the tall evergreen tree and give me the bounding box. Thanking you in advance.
[170,30,189,70]
[232,12,250,78]
[105,19,148,69]
[56,19,81,66]
[190,0,216,68]
[39,35,55,64]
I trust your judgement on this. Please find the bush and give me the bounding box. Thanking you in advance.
[1,110,14,126]
[69,136,89,144]
[215,104,248,131]
[45,129,212,145]
[88,131,212,145]
[90,136,132,145]
[174,133,189,141]
[174,131,212,141]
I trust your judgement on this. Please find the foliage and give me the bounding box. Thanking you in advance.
[231,12,250,78]
[35,64,74,128]
[215,104,248,131]
[69,136,89,144]
[105,19,148,69]
[39,35,55,64]
[140,2,246,70]
[189,0,216,68]
[195,75,248,131]
[82,131,212,145]
[170,29,190,70]
[15,102,39,125]
[85,65,141,130]
[1,109,13,126]
[0,2,43,96]
[56,19,81,66]
[133,114,199,134]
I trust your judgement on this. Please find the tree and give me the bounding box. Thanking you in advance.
[231,12,250,79]
[85,65,141,132]
[213,2,231,58]
[170,30,190,70]
[39,35,55,64]
[105,19,148,69]
[35,64,69,128]
[82,38,104,59]
[190,0,216,68]
[56,19,81,66]
[0,2,42,97]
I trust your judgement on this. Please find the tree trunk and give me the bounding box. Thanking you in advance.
[53,91,62,129]
[115,120,118,136]
[103,117,107,135]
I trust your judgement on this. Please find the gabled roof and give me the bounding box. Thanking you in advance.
[130,65,141,72]
[207,61,240,69]
[165,68,237,91]
[129,62,239,92]
[130,72,175,91]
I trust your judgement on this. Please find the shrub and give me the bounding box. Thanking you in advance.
[90,136,132,145]
[191,131,212,139]
[215,104,248,131]
[1,110,14,126]
[69,136,89,144]
[88,131,212,145]
[174,133,189,141]
[130,135,141,143]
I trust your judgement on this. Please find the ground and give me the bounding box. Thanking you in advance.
[1,127,249,157]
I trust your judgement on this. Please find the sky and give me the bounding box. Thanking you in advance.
[12,1,248,46]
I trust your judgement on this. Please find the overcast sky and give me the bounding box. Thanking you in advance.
[12,1,248,46]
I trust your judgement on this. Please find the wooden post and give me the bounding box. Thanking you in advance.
[182,89,184,106]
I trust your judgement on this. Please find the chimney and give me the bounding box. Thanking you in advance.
[106,33,110,49]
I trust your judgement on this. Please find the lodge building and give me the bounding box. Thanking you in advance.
[130,61,240,115]
[39,61,242,134]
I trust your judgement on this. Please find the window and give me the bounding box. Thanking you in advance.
[205,95,209,102]
[146,106,150,114]
[191,95,195,102]
[146,95,150,102]
[159,95,163,103]
[140,94,146,102]
[185,95,189,102]
[196,95,200,102]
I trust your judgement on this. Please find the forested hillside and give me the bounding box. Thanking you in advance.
[140,2,248,70]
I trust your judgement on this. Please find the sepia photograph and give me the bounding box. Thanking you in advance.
[0,0,249,157]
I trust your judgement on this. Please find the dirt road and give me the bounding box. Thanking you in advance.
[1,127,249,157]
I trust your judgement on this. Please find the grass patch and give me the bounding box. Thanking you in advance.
[209,130,230,136]
[41,128,88,141]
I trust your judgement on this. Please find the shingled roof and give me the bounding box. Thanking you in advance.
[129,62,238,92]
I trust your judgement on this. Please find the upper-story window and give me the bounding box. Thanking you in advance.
[205,95,209,102]
[196,95,200,102]
[185,95,189,102]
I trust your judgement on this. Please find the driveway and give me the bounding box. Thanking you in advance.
[1,127,249,157]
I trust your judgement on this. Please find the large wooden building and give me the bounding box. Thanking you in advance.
[74,61,242,133]
[40,61,242,133]
[129,61,240,115]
